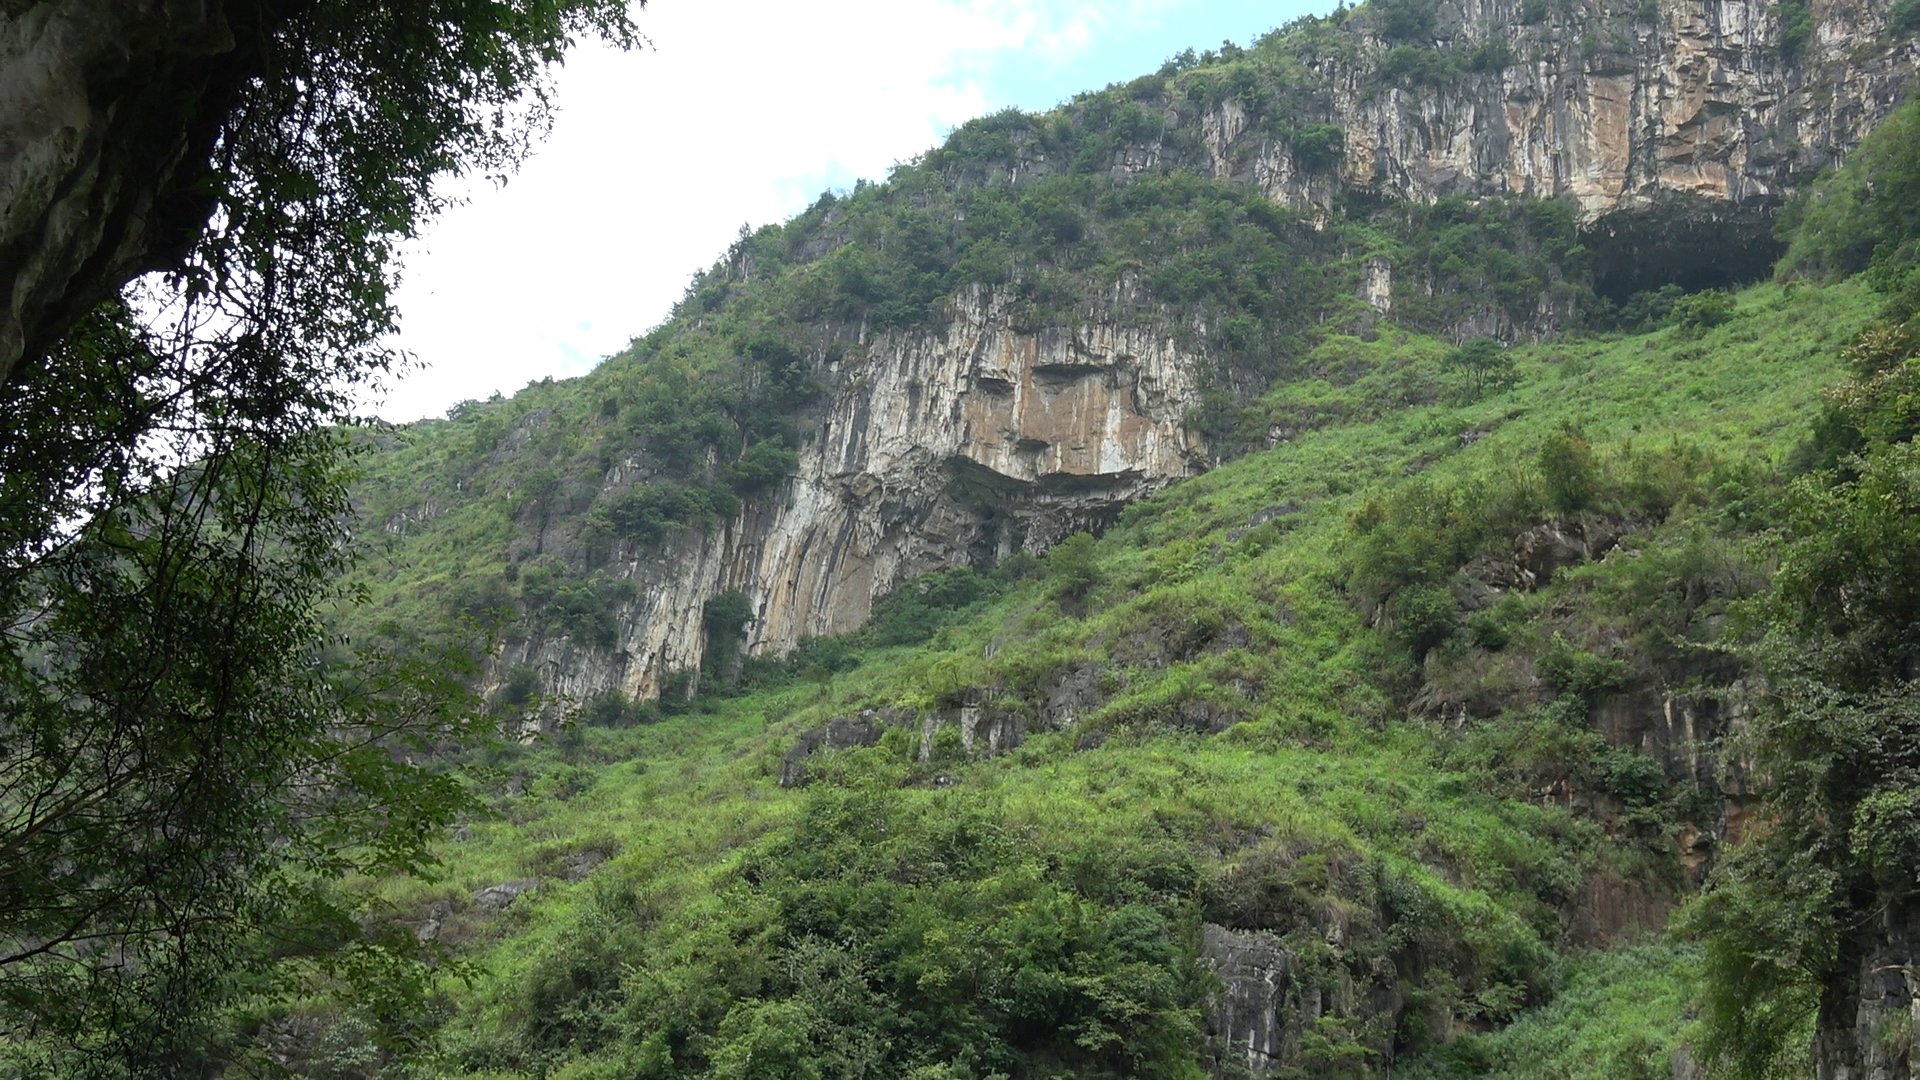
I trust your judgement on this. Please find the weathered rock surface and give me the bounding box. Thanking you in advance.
[1203,923,1298,1075]
[0,1,246,384]
[501,282,1210,702]
[1817,904,1919,1080]
[779,708,902,787]
[1202,0,1918,297]
[472,880,538,912]
[493,0,1917,710]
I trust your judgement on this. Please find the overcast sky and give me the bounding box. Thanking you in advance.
[378,0,1331,422]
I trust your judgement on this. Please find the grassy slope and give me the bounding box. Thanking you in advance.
[322,279,1869,1078]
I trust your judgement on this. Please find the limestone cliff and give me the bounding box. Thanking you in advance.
[1240,0,1910,207]
[481,0,1917,707]
[499,283,1208,702]
[1195,0,1918,295]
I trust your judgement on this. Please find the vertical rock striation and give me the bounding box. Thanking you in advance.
[1196,0,1916,294]
[502,283,1209,701]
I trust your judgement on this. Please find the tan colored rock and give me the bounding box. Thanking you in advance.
[500,281,1208,701]
[1204,0,1915,224]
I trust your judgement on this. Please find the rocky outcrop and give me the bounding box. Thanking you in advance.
[1203,923,1298,1076]
[471,880,539,912]
[1818,906,1919,1080]
[1196,0,1918,295]
[501,282,1209,702]
[0,1,250,384]
[498,0,1916,707]
[779,709,900,787]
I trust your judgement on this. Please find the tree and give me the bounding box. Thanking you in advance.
[1444,336,1513,398]
[0,0,640,1069]
[1687,312,1920,1078]
[1292,123,1347,172]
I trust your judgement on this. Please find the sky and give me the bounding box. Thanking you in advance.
[378,0,1333,422]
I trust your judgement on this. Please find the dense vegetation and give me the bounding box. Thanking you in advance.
[0,1,640,1073]
[303,270,1890,1078]
[345,3,1655,659]
[264,0,1920,1069]
[11,0,1909,1072]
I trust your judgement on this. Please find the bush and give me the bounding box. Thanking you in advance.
[1671,289,1736,335]
[1048,533,1103,610]
[580,690,644,727]
[1468,36,1515,72]
[1896,0,1920,33]
[1293,124,1346,171]
[600,482,740,545]
[1777,0,1813,61]
[1372,0,1439,40]
[1539,426,1599,514]
[867,568,996,647]
[1780,100,1920,282]
[703,590,756,676]
[494,664,541,712]
[727,439,799,493]
[1537,634,1627,701]
[1392,582,1459,658]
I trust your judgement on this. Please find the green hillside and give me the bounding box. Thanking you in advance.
[263,17,1920,1080]
[281,270,1898,1077]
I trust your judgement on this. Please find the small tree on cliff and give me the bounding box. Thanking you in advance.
[0,0,640,1069]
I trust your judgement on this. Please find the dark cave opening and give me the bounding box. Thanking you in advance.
[1583,202,1786,304]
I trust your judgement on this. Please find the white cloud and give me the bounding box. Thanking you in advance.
[376,0,1217,422]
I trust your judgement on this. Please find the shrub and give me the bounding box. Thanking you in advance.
[1780,100,1920,282]
[1671,289,1736,335]
[727,439,799,493]
[1372,0,1439,40]
[1048,533,1103,611]
[1777,0,1814,61]
[867,568,996,647]
[1293,124,1347,171]
[1468,36,1515,72]
[1392,582,1460,658]
[601,482,740,545]
[494,664,541,712]
[580,690,643,727]
[703,590,756,676]
[1896,0,1920,33]
[1537,634,1627,701]
[1539,426,1599,514]
[1445,337,1513,397]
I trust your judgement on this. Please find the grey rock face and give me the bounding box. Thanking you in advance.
[472,880,538,912]
[1817,906,1919,1080]
[1203,0,1917,255]
[779,709,902,787]
[488,0,1917,711]
[495,282,1210,705]
[0,1,244,383]
[1202,923,1297,1076]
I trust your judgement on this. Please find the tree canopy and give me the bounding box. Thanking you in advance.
[0,0,639,1070]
